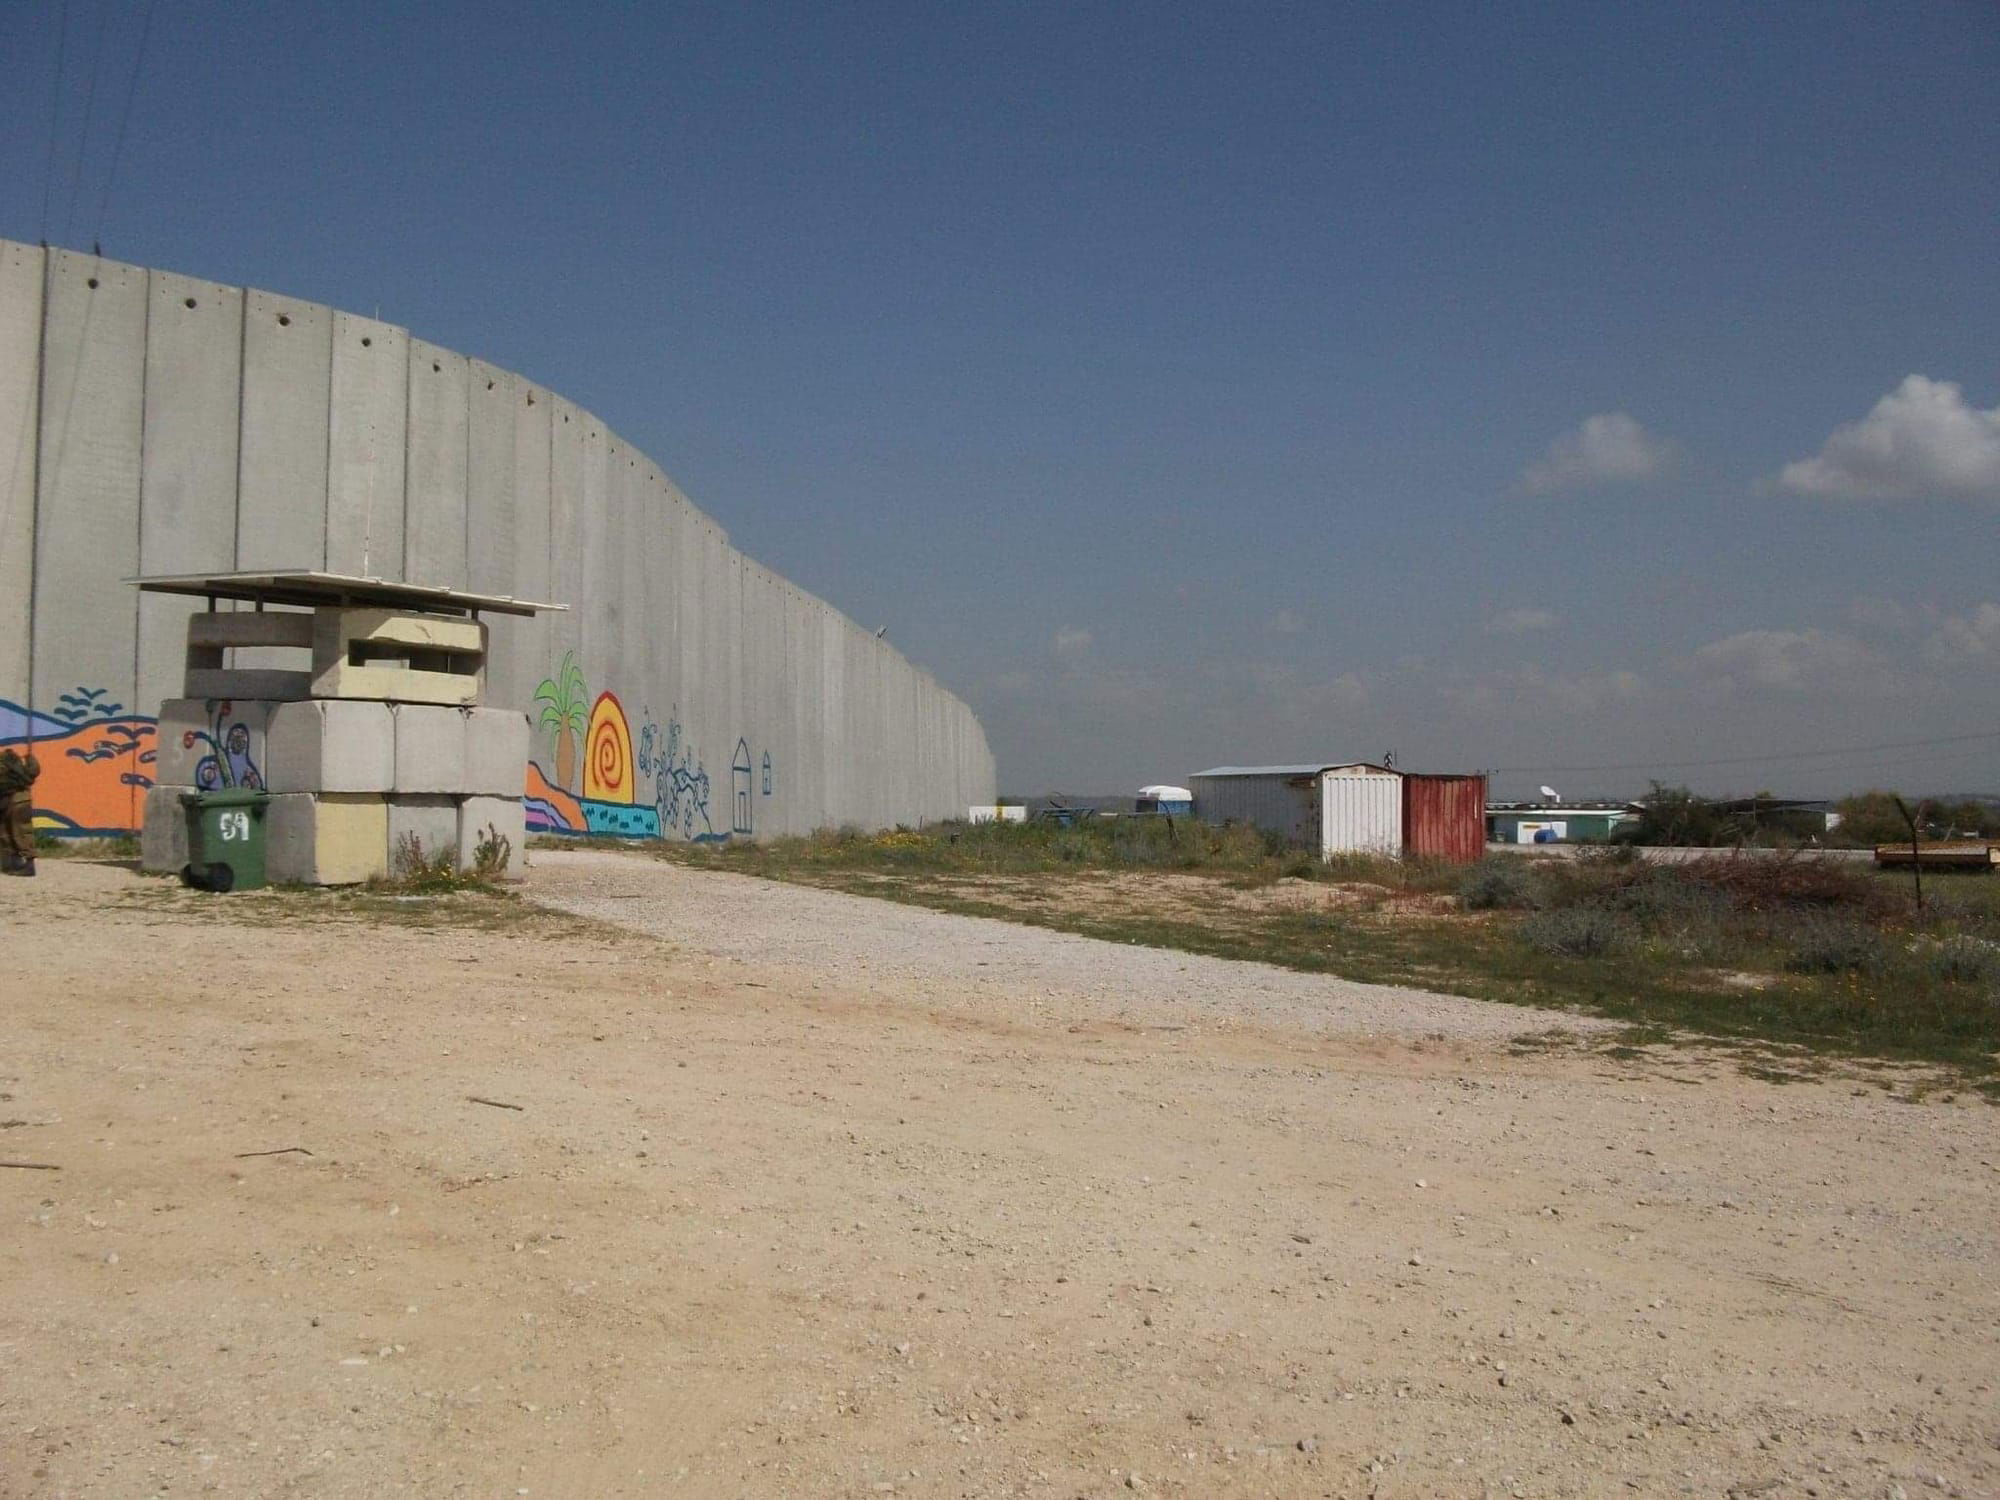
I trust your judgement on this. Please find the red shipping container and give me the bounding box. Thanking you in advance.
[1402,773,1487,862]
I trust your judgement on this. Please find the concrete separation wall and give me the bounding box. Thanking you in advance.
[0,238,996,839]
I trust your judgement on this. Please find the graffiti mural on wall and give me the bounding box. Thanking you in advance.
[0,689,157,836]
[640,710,717,842]
[184,700,265,790]
[525,655,759,844]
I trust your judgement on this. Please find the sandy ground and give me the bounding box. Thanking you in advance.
[0,851,1994,1500]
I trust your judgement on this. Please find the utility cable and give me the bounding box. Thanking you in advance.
[39,0,70,242]
[1487,727,2000,776]
[59,0,110,249]
[91,0,159,251]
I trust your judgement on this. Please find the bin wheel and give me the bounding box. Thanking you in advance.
[206,862,236,893]
[179,864,197,888]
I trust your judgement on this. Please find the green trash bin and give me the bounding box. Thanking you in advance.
[180,787,272,892]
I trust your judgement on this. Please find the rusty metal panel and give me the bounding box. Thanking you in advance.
[1403,774,1487,862]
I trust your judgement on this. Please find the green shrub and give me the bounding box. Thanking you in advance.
[1459,857,1543,911]
[1782,918,1886,974]
[1919,935,2000,985]
[1519,907,1632,958]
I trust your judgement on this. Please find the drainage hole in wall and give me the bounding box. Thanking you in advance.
[361,336,372,347]
[486,379,494,390]
[184,297,197,309]
[432,361,441,373]
[87,278,99,289]
[277,313,291,326]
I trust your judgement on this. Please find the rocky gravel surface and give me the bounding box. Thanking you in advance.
[1,853,1994,1499]
[528,849,1608,1043]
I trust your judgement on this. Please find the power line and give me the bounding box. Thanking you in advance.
[39,0,71,242]
[60,0,110,248]
[91,0,159,249]
[1487,727,2000,776]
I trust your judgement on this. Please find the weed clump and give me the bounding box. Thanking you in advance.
[1782,918,1886,975]
[1919,935,2000,985]
[1519,907,1633,958]
[1458,857,1542,911]
[375,832,510,895]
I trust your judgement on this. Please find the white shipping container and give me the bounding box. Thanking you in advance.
[1321,766,1402,855]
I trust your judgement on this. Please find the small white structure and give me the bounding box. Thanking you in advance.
[1135,784,1193,814]
[1190,763,1402,857]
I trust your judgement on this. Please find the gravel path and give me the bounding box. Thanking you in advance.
[525,848,1610,1042]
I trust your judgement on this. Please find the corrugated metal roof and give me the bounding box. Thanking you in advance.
[1191,762,1393,778]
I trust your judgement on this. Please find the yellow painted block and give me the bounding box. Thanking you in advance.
[307,793,389,884]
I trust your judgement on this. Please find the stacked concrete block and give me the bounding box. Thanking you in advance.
[391,703,468,793]
[265,699,394,793]
[140,784,190,875]
[267,793,390,886]
[151,697,279,791]
[386,795,458,870]
[463,707,528,798]
[456,794,526,876]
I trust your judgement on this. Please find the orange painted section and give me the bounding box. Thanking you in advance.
[14,717,157,835]
[524,760,586,833]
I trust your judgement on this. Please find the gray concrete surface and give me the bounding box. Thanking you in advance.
[0,236,993,840]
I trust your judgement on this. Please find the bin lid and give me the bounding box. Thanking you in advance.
[180,787,271,807]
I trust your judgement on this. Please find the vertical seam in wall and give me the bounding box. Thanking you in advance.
[230,284,248,569]
[320,315,333,571]
[392,340,408,580]
[129,267,151,830]
[463,361,472,590]
[25,248,50,730]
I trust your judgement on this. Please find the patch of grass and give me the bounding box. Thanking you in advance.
[1519,907,1634,958]
[32,833,140,860]
[370,832,513,896]
[1458,856,1544,911]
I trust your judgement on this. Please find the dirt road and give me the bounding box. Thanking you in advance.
[2,852,1994,1498]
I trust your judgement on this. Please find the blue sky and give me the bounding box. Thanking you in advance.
[5,1,1996,797]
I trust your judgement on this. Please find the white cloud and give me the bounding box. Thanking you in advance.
[1779,375,2000,502]
[1486,606,1559,636]
[1689,628,1886,693]
[1450,665,1643,714]
[1268,609,1305,636]
[1926,602,2000,665]
[1518,412,1678,495]
[1052,626,1092,656]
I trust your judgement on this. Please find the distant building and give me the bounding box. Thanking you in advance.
[1135,784,1193,815]
[1486,802,1636,844]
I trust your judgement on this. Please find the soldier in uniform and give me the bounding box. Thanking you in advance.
[0,744,39,876]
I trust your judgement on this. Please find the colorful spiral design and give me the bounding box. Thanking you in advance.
[582,691,637,804]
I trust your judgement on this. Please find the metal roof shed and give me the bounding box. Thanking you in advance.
[1190,763,1403,858]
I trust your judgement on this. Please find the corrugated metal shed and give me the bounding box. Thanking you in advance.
[1190,762,1403,858]
[1403,774,1487,862]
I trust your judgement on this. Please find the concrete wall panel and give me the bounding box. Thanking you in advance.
[237,289,332,570]
[327,312,407,579]
[405,339,469,589]
[138,270,243,712]
[0,242,44,710]
[33,251,146,827]
[488,377,551,723]
[467,360,521,696]
[4,235,996,838]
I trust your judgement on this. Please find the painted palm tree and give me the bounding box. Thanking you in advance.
[534,652,589,792]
